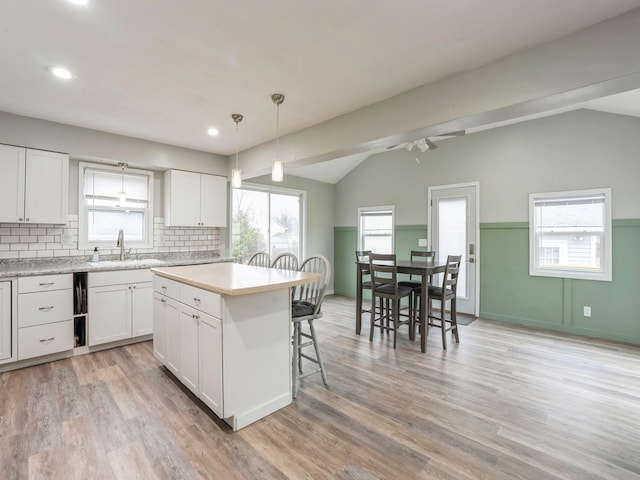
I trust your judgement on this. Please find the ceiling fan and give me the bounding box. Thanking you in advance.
[388,129,465,151]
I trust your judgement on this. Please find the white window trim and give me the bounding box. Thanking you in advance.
[78,162,154,251]
[529,188,612,282]
[229,182,307,260]
[357,205,395,253]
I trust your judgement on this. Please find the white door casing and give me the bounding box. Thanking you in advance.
[428,182,479,316]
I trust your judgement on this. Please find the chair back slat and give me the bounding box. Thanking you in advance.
[355,250,372,274]
[442,255,462,292]
[247,252,271,267]
[295,255,331,316]
[369,253,398,287]
[271,253,299,271]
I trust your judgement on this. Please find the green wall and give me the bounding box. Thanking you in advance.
[335,221,640,345]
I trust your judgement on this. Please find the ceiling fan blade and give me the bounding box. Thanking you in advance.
[424,138,438,150]
[435,129,465,137]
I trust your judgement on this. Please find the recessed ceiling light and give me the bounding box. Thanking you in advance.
[47,66,75,80]
[68,0,89,5]
[207,127,219,136]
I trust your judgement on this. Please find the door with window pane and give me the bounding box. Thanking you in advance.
[232,187,302,263]
[429,184,478,316]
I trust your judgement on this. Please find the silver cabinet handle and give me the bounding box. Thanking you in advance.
[39,306,54,312]
[19,217,23,221]
[25,217,30,221]
[193,297,201,305]
[39,337,55,344]
[160,298,166,304]
[161,286,167,291]
[39,282,54,287]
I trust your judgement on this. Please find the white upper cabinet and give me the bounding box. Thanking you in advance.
[0,144,69,224]
[164,169,227,227]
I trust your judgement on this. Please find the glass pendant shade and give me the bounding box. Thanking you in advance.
[232,168,242,189]
[231,113,243,189]
[272,160,284,182]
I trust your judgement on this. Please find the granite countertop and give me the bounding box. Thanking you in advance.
[0,252,234,278]
[151,263,320,296]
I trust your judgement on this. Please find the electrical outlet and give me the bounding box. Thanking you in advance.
[418,238,427,247]
[583,306,591,317]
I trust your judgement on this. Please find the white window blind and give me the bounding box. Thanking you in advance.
[530,188,611,281]
[84,168,149,208]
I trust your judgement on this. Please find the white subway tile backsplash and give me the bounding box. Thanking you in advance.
[0,216,221,261]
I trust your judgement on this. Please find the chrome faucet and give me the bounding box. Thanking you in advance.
[117,229,125,260]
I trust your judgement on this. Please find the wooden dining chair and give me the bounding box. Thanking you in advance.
[399,250,436,330]
[426,254,462,349]
[369,253,414,348]
[247,252,270,267]
[271,252,299,271]
[355,250,374,335]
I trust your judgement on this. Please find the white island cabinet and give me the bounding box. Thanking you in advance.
[151,262,319,431]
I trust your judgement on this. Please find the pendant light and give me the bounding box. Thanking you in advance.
[117,162,128,206]
[231,113,243,189]
[271,93,285,182]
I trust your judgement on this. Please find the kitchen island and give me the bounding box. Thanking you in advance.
[150,262,320,431]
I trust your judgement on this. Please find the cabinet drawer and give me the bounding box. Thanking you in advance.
[153,275,179,300]
[18,320,73,360]
[18,274,72,293]
[180,283,221,318]
[18,289,72,327]
[89,269,152,287]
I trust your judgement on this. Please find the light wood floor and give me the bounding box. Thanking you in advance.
[2,295,640,479]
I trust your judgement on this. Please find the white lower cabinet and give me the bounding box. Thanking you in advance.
[199,314,223,418]
[152,275,223,417]
[0,281,12,361]
[88,269,152,346]
[179,304,200,395]
[17,274,74,360]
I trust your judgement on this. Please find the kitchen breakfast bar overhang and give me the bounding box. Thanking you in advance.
[150,262,320,431]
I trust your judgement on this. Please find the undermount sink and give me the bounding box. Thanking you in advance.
[88,258,164,267]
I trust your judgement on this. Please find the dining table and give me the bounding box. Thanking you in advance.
[356,258,447,352]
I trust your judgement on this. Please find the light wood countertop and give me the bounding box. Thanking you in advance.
[151,262,320,296]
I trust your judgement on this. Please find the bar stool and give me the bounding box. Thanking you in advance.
[369,253,414,348]
[355,250,374,335]
[291,255,331,398]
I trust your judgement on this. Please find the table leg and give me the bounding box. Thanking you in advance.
[420,271,427,353]
[356,265,362,335]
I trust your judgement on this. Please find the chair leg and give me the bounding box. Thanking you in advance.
[451,297,460,343]
[392,297,399,349]
[441,299,447,350]
[292,321,299,399]
[308,320,328,385]
[369,294,376,342]
[297,325,303,374]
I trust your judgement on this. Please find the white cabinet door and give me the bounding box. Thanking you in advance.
[164,169,201,227]
[131,282,153,337]
[88,284,130,345]
[179,304,199,395]
[199,314,223,418]
[152,293,168,363]
[200,173,227,227]
[165,296,180,375]
[24,149,69,224]
[0,282,11,361]
[0,144,25,223]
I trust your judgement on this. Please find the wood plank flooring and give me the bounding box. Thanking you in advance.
[2,295,640,479]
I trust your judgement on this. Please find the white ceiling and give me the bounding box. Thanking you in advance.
[2,0,640,165]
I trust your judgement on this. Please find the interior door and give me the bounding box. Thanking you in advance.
[428,183,479,316]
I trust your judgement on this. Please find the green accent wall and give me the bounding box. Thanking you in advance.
[334,220,640,345]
